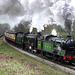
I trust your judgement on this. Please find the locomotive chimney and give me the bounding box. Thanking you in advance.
[67,36,71,37]
[67,36,71,40]
[38,32,41,35]
[67,36,71,38]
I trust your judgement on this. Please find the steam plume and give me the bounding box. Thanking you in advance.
[0,0,75,35]
[20,0,75,35]
[49,0,74,36]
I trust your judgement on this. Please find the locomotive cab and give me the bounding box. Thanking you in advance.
[23,33,41,52]
[16,32,23,48]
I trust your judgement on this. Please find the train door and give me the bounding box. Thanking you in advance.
[37,36,44,50]
[16,33,23,45]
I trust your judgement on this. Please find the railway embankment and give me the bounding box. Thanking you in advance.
[0,38,73,75]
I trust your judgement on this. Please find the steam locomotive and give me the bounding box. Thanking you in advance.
[4,31,75,64]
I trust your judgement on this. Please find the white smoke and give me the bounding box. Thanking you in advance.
[20,0,52,32]
[49,0,74,35]
[0,0,75,34]
[20,0,75,34]
[51,29,57,36]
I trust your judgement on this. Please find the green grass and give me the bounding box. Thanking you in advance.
[0,39,73,75]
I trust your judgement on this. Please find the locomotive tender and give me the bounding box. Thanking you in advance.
[4,31,75,64]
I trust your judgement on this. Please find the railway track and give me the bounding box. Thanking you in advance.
[3,38,75,75]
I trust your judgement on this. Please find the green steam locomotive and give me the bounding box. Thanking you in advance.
[5,31,75,64]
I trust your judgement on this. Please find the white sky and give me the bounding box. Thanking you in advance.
[28,0,35,3]
[0,0,75,31]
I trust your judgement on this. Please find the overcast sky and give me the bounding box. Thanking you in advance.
[0,0,25,28]
[0,0,38,28]
[0,0,75,32]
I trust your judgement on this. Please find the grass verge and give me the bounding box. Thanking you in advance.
[0,39,73,75]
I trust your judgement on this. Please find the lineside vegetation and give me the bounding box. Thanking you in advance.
[0,39,73,75]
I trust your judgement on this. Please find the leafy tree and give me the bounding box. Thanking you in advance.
[14,20,30,32]
[0,23,10,35]
[32,28,37,33]
[71,21,75,38]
